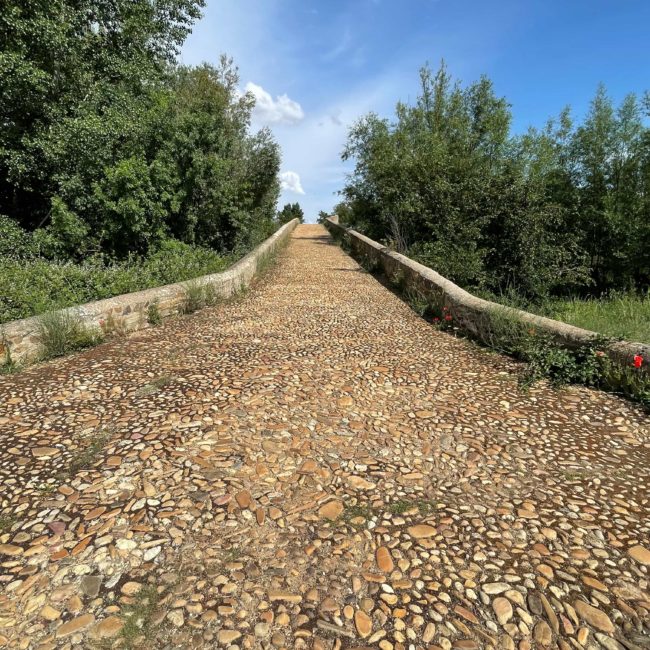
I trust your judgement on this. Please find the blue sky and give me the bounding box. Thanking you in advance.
[181,0,650,222]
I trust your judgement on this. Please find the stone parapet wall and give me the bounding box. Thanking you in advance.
[1,219,299,365]
[325,217,650,368]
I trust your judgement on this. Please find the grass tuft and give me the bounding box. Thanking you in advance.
[58,428,113,481]
[36,310,103,360]
[118,584,161,649]
[147,302,162,326]
[0,512,17,534]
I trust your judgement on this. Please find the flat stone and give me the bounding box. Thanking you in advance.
[348,475,376,490]
[318,500,343,520]
[407,524,437,538]
[235,490,252,508]
[32,447,59,457]
[120,581,142,596]
[80,575,102,598]
[40,606,61,621]
[376,547,394,573]
[0,544,22,556]
[628,545,650,565]
[354,610,372,637]
[574,600,614,633]
[56,613,95,637]
[268,590,302,603]
[533,620,553,646]
[492,597,513,625]
[90,616,124,639]
[217,629,242,644]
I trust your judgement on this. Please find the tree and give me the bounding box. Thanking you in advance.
[0,2,282,260]
[277,202,304,225]
[341,62,650,300]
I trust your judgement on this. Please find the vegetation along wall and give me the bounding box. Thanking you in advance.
[325,217,650,371]
[0,220,299,366]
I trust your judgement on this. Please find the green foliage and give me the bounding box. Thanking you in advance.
[36,310,103,360]
[0,239,228,324]
[543,292,650,344]
[1,3,280,262]
[0,513,17,533]
[118,584,161,648]
[147,302,162,326]
[317,210,330,224]
[277,202,305,225]
[341,61,650,301]
[521,337,604,388]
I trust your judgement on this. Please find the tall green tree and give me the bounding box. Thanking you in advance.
[277,202,305,225]
[1,1,282,260]
[341,62,650,299]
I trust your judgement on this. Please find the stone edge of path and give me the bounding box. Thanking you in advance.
[325,215,650,369]
[0,218,300,365]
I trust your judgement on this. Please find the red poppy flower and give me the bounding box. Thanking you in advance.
[433,317,440,322]
[444,314,452,321]
[633,354,643,368]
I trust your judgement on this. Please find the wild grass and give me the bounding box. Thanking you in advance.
[0,242,230,325]
[117,584,161,649]
[478,288,650,345]
[544,292,650,344]
[58,428,113,481]
[0,513,17,534]
[36,310,103,360]
[147,302,162,326]
[135,375,174,397]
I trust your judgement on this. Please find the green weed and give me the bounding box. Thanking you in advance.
[59,428,113,480]
[147,302,162,326]
[118,584,161,649]
[0,513,17,534]
[36,310,103,360]
[181,279,206,314]
[135,375,174,397]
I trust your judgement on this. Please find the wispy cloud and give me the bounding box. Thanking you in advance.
[280,171,305,195]
[246,83,305,125]
[323,27,352,61]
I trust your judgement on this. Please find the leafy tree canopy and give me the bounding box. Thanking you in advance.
[341,62,650,300]
[277,202,305,225]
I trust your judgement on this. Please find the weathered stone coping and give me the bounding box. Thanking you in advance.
[325,216,650,369]
[1,219,299,365]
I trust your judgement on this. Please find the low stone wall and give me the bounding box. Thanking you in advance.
[1,219,299,365]
[325,217,650,368]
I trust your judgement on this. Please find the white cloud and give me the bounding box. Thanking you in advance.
[246,82,305,125]
[280,171,305,195]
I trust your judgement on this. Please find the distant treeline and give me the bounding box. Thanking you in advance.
[338,63,650,301]
[1,0,281,261]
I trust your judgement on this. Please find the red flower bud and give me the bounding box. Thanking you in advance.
[633,354,644,369]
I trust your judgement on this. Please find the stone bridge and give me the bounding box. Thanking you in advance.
[0,225,648,649]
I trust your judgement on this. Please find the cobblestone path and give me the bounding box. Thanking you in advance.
[1,224,649,650]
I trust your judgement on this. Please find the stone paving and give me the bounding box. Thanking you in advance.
[0,224,649,650]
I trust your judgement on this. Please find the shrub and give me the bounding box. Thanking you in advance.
[521,337,604,388]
